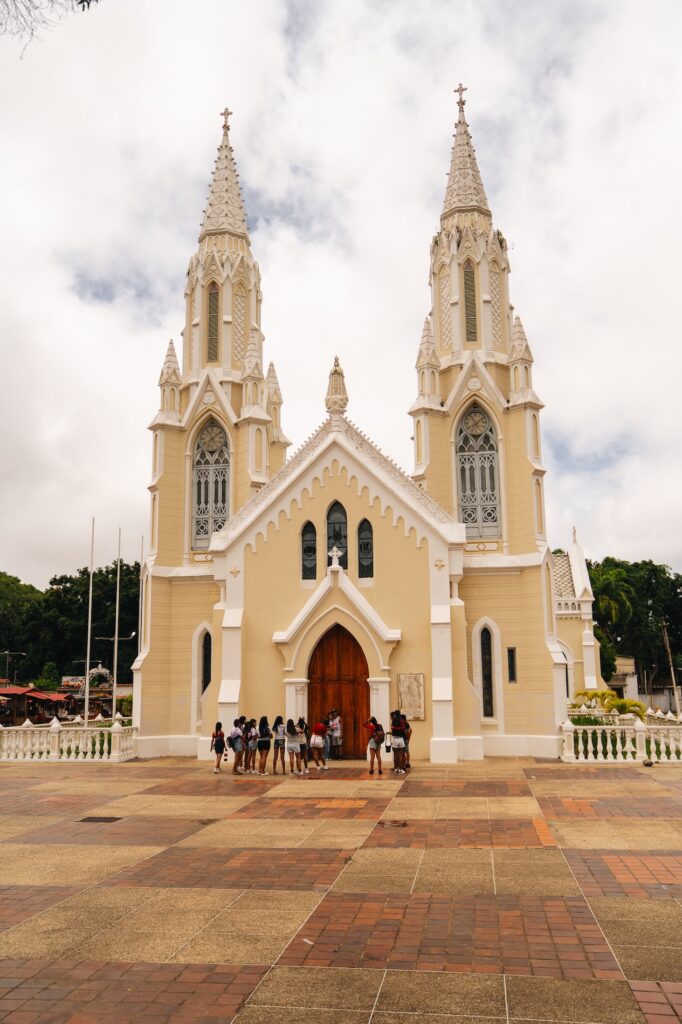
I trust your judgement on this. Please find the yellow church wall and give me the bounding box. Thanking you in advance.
[501,407,540,555]
[234,462,435,758]
[422,414,454,514]
[459,565,557,734]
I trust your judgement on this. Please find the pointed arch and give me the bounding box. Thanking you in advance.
[201,632,212,693]
[455,403,500,538]
[192,418,230,549]
[471,616,504,724]
[326,501,348,569]
[301,521,317,580]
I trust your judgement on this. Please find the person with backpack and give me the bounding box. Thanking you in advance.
[363,716,384,775]
[230,719,245,775]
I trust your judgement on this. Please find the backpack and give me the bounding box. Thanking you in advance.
[227,735,235,750]
[375,724,385,743]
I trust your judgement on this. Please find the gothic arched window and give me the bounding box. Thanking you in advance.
[456,404,500,538]
[481,627,494,717]
[301,522,317,580]
[326,501,348,569]
[192,419,230,549]
[358,519,373,578]
[463,260,477,344]
[201,632,212,693]
[207,282,220,362]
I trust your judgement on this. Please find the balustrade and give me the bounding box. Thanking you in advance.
[562,718,682,763]
[0,716,137,762]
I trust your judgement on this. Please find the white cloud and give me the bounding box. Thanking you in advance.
[0,0,680,586]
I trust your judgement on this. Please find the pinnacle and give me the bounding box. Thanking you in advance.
[325,356,349,414]
[266,362,283,403]
[416,317,439,368]
[442,88,490,220]
[510,315,533,362]
[158,338,181,385]
[199,109,249,241]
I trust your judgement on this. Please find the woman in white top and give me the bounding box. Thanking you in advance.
[272,715,286,775]
[329,709,342,759]
[286,718,302,775]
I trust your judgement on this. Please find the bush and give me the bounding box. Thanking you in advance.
[116,695,132,717]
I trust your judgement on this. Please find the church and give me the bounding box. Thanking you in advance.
[131,90,601,762]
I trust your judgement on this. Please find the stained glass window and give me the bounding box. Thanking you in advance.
[326,502,348,569]
[302,521,317,580]
[456,404,500,538]
[201,632,212,693]
[358,519,373,578]
[481,627,494,717]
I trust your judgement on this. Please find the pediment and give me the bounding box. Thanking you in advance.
[444,355,507,418]
[182,370,238,430]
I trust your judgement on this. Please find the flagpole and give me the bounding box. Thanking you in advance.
[112,527,121,720]
[83,517,95,725]
[137,535,144,654]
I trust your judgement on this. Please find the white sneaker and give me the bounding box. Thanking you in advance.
[322,765,329,770]
[213,769,219,774]
[251,769,257,774]
[237,767,246,773]
[259,771,269,776]
[303,769,310,775]
[315,764,322,770]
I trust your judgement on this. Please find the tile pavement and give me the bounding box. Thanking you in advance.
[0,757,681,1021]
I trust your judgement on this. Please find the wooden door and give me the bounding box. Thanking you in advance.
[308,624,369,758]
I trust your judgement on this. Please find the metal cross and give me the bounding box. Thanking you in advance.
[221,107,233,131]
[455,83,467,110]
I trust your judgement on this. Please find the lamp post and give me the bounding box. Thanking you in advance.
[2,651,26,684]
[94,633,135,717]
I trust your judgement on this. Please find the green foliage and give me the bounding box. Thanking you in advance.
[116,695,133,717]
[35,661,60,691]
[568,714,604,726]
[0,562,140,686]
[594,625,617,682]
[587,558,682,691]
[602,696,646,720]
[574,689,617,708]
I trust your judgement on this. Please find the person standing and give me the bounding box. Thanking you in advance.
[401,713,412,770]
[390,710,406,774]
[230,719,245,775]
[210,721,226,774]
[246,719,258,773]
[310,720,329,770]
[329,709,342,759]
[272,715,286,775]
[286,718,302,775]
[322,715,332,762]
[297,717,310,775]
[363,716,384,775]
[257,716,272,775]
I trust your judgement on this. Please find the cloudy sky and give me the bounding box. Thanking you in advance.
[1,0,680,588]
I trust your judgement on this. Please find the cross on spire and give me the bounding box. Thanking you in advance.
[455,83,467,113]
[221,107,233,132]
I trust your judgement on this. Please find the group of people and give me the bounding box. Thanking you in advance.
[209,709,344,776]
[210,707,413,776]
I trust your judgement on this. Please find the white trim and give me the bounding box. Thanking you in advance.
[190,620,213,736]
[471,616,505,730]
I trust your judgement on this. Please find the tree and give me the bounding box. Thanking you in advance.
[0,0,98,42]
[36,660,60,691]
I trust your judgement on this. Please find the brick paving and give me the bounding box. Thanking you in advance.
[363,817,556,848]
[229,796,391,819]
[0,959,267,1023]
[2,757,682,1021]
[279,891,621,978]
[105,845,354,890]
[565,850,682,898]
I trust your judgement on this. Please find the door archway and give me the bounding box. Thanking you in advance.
[308,624,369,758]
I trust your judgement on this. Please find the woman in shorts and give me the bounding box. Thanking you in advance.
[389,710,406,774]
[210,721,226,774]
[245,719,258,774]
[310,720,329,770]
[272,715,286,775]
[363,716,384,775]
[296,717,310,775]
[257,716,272,775]
[230,719,245,775]
[286,718,302,775]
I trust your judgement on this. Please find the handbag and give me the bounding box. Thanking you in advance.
[385,733,392,753]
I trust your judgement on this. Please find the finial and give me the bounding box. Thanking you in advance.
[572,525,578,545]
[221,107,233,132]
[325,355,349,414]
[455,82,467,114]
[328,546,342,569]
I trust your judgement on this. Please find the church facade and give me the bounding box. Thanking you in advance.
[132,94,600,762]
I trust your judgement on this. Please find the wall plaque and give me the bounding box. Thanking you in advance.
[397,673,425,720]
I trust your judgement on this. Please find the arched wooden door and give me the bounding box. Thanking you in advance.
[308,624,369,758]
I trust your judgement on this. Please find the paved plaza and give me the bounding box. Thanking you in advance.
[0,759,681,1022]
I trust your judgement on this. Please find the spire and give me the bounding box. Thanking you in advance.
[158,339,181,385]
[442,84,490,221]
[416,317,439,369]
[266,362,283,403]
[199,108,248,241]
[510,316,533,362]
[241,330,264,381]
[325,356,348,414]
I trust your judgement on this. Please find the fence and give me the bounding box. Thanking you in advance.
[0,715,137,762]
[562,717,682,763]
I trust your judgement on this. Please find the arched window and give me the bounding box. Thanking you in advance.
[535,478,544,535]
[207,283,220,363]
[201,632,212,693]
[456,404,500,538]
[481,627,494,717]
[415,419,423,465]
[192,419,230,549]
[326,501,348,569]
[358,519,373,578]
[463,260,477,344]
[301,521,317,580]
[532,414,540,458]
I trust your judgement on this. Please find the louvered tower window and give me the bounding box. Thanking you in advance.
[463,261,477,344]
[456,404,500,538]
[192,420,229,549]
[207,283,219,362]
[301,522,317,580]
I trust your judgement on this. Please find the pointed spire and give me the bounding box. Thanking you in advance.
[241,329,264,381]
[266,362,283,403]
[158,339,181,385]
[199,108,248,241]
[416,317,440,369]
[325,356,348,414]
[510,316,533,362]
[442,84,490,221]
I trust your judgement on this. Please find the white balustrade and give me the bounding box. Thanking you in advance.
[561,717,682,763]
[0,717,137,762]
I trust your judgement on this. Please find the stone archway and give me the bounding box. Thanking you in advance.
[308,624,369,758]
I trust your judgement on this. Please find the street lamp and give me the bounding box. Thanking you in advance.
[2,651,26,684]
[94,632,135,717]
